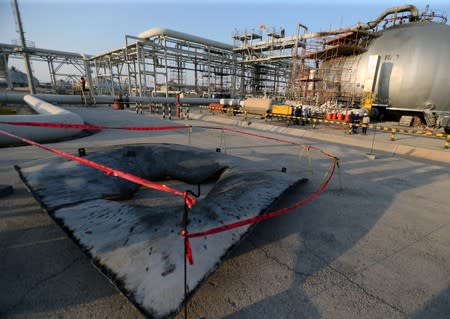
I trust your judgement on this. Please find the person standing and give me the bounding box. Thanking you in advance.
[80,77,86,91]
[362,113,370,135]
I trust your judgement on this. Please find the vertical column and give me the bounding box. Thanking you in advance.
[12,0,35,94]
[108,56,115,96]
[84,58,94,98]
[47,57,57,93]
[136,42,143,97]
[207,47,211,98]
[164,37,169,98]
[125,36,133,97]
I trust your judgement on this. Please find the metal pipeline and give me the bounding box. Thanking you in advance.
[0,92,222,106]
[239,5,420,51]
[0,43,92,60]
[361,5,420,30]
[0,95,84,146]
[138,28,233,51]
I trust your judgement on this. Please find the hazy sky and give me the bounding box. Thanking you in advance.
[1,0,449,80]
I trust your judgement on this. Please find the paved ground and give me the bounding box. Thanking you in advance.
[1,106,449,319]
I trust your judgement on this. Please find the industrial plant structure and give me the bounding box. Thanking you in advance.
[1,4,450,131]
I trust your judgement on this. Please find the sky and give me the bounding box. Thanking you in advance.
[1,0,449,81]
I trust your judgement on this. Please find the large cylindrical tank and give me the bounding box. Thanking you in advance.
[322,22,450,113]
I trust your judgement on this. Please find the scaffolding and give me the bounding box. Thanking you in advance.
[290,29,377,107]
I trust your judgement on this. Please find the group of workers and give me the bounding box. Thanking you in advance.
[291,105,371,135]
[349,112,371,135]
[293,105,311,125]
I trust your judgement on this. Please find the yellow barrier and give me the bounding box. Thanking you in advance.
[198,106,450,149]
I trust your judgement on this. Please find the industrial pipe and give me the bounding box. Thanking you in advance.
[0,95,84,146]
[362,5,420,29]
[138,28,233,51]
[237,5,420,51]
[0,92,223,106]
[0,43,92,60]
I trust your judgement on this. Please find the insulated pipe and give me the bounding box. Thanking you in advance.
[0,92,113,104]
[238,5,420,51]
[0,95,84,146]
[138,28,233,51]
[361,5,420,29]
[0,92,223,106]
[0,43,92,60]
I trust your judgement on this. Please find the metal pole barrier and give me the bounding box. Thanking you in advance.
[188,127,192,145]
[336,159,343,191]
[307,146,314,174]
[217,129,227,154]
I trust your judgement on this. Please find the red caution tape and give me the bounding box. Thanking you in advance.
[0,121,190,132]
[185,158,336,239]
[0,128,196,208]
[182,230,194,265]
[0,121,339,265]
[0,121,106,130]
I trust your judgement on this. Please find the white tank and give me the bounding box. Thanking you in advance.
[322,22,450,113]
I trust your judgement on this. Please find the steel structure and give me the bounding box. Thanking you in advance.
[89,28,292,99]
[91,30,236,98]
[0,43,93,96]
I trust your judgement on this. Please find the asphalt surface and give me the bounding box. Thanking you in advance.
[1,106,449,319]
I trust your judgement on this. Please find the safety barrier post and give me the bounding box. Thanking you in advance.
[312,119,317,129]
[390,129,396,141]
[298,146,314,174]
[244,111,248,120]
[169,105,172,120]
[336,159,343,191]
[348,123,353,134]
[307,146,314,174]
[218,129,227,154]
[445,135,449,149]
[188,127,192,145]
[162,105,166,119]
[297,147,305,173]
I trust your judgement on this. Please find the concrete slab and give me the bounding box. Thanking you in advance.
[1,105,449,319]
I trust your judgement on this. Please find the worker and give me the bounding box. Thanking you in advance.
[350,112,359,134]
[294,106,302,125]
[80,77,86,91]
[362,113,370,135]
[175,93,181,118]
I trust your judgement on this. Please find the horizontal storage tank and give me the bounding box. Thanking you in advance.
[241,98,273,115]
[322,22,450,113]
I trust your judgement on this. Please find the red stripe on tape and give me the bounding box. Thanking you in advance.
[0,128,196,208]
[0,121,190,132]
[184,158,336,239]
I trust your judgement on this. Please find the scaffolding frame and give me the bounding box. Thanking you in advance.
[289,29,377,107]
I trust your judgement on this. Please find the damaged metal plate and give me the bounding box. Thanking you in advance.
[16,144,307,318]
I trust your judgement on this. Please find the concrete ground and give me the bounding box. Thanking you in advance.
[1,105,449,319]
